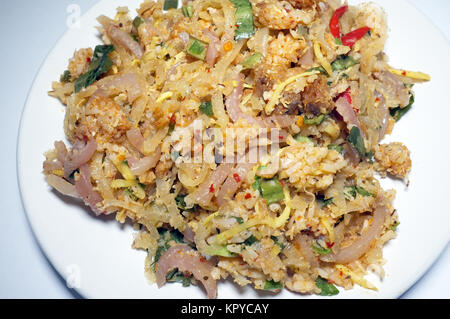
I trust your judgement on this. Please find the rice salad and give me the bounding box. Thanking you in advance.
[43,0,430,298]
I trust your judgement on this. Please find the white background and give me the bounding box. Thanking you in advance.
[0,0,448,298]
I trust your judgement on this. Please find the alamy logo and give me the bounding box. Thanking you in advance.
[67,4,81,29]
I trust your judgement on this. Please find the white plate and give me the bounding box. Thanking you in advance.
[18,0,450,299]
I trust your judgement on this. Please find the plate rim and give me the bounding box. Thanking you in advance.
[17,0,450,299]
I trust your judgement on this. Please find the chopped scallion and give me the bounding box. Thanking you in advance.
[163,0,178,11]
[241,52,263,69]
[187,36,208,60]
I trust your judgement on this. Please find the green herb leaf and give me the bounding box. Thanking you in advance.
[308,56,358,76]
[328,144,343,154]
[312,242,331,255]
[60,70,71,83]
[154,246,166,264]
[317,195,333,208]
[234,217,244,224]
[307,66,327,74]
[252,175,262,193]
[316,276,339,296]
[163,0,178,10]
[332,55,359,72]
[356,186,374,197]
[271,236,285,250]
[343,186,357,200]
[304,114,326,125]
[133,16,144,29]
[241,53,263,69]
[260,177,284,204]
[230,0,255,40]
[182,5,193,18]
[390,93,414,122]
[153,228,185,267]
[347,126,366,159]
[264,279,283,291]
[187,36,208,60]
[294,135,313,143]
[205,244,236,257]
[130,33,139,42]
[166,268,193,287]
[175,194,188,210]
[75,45,114,93]
[344,185,373,199]
[169,230,185,244]
[391,221,400,231]
[200,101,214,117]
[365,150,374,163]
[243,235,258,246]
[124,187,138,201]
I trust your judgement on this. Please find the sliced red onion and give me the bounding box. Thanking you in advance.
[204,29,219,67]
[322,196,389,264]
[126,127,145,153]
[183,225,195,244]
[75,164,103,215]
[298,47,314,67]
[343,142,361,165]
[225,74,269,127]
[46,174,79,199]
[166,62,181,80]
[335,96,362,132]
[376,71,410,107]
[156,245,217,299]
[375,91,389,141]
[128,146,161,175]
[225,74,244,123]
[216,163,253,207]
[188,163,234,207]
[54,141,68,164]
[99,73,143,103]
[64,139,97,178]
[295,234,319,268]
[99,16,143,58]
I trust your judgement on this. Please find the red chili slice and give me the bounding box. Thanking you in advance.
[233,173,241,183]
[341,27,371,48]
[329,5,348,39]
[341,88,352,104]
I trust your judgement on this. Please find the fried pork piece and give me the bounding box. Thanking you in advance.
[374,142,411,179]
[71,96,131,141]
[301,77,334,115]
[252,0,317,30]
[287,0,318,10]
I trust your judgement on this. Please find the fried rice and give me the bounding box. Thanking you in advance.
[43,0,430,298]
